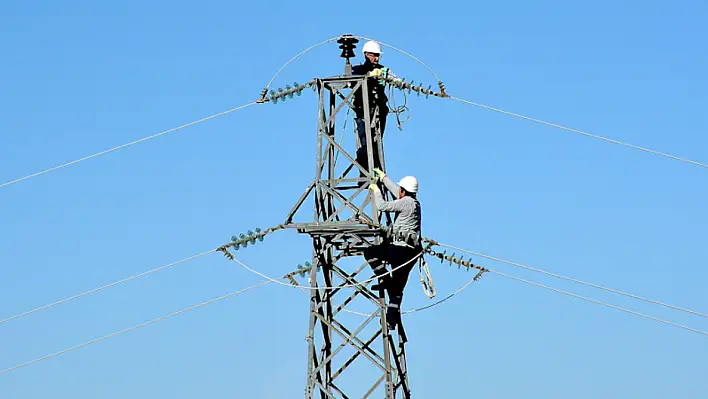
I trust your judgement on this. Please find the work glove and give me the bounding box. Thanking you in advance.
[378,67,392,79]
[372,168,386,182]
[367,68,384,78]
[369,183,380,192]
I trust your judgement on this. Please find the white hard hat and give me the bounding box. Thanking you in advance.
[398,176,418,194]
[362,40,382,55]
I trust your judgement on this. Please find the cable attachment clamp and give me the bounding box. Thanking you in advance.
[257,87,269,103]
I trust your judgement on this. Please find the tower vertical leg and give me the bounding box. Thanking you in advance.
[379,287,395,398]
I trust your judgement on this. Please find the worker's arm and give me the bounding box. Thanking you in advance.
[372,186,408,212]
[381,175,400,197]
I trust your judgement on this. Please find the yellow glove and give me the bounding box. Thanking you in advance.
[372,168,386,181]
[369,183,380,192]
[367,68,383,78]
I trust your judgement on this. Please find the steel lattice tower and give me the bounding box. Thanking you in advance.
[282,74,411,398]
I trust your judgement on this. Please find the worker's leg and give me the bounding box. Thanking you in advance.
[354,117,370,173]
[356,147,370,173]
[386,301,401,330]
[356,114,386,173]
[354,117,366,149]
[372,116,386,170]
[384,246,419,329]
[363,244,389,277]
[365,243,397,294]
[387,246,418,296]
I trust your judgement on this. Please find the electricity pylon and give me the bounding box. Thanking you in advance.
[282,73,410,398]
[267,34,445,397]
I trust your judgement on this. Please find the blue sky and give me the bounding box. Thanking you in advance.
[2,1,707,398]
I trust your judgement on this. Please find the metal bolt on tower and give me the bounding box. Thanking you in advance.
[281,35,411,399]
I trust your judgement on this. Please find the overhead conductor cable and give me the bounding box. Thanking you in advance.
[0,101,257,189]
[435,242,708,319]
[0,250,216,324]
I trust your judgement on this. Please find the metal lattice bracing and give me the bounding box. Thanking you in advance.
[282,76,411,398]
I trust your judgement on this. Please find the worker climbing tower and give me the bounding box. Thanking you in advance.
[281,35,411,398]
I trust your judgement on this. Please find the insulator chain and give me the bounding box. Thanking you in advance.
[423,239,488,282]
[437,81,449,97]
[257,87,269,103]
[265,80,317,104]
[283,261,321,286]
[216,225,284,259]
[379,75,448,99]
[294,261,312,278]
[260,76,447,104]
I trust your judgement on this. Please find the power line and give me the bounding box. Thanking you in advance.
[0,281,272,375]
[0,250,215,325]
[230,250,482,316]
[449,96,708,170]
[270,260,480,317]
[489,269,708,337]
[264,36,340,92]
[270,36,704,171]
[436,242,708,319]
[264,35,444,96]
[355,35,442,83]
[229,251,423,291]
[341,274,480,318]
[403,275,478,315]
[232,245,708,337]
[0,102,257,189]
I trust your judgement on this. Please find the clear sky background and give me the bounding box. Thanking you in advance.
[2,1,707,398]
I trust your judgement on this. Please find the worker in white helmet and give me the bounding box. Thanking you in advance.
[352,40,390,172]
[365,168,421,330]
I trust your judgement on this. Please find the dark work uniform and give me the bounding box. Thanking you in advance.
[352,60,389,172]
